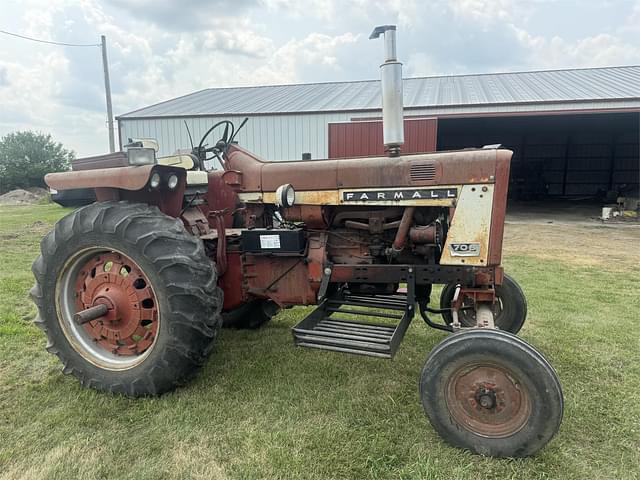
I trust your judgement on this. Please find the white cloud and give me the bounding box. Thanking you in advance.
[0,0,638,156]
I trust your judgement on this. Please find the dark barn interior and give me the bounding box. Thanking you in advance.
[437,112,640,201]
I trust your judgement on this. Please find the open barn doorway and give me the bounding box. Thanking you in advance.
[437,112,639,222]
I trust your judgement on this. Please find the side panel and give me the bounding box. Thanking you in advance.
[440,184,494,266]
[244,257,317,306]
[487,150,512,265]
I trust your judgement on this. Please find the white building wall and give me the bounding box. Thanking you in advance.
[118,99,640,161]
[119,112,358,161]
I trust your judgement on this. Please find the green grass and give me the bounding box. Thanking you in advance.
[1,204,639,479]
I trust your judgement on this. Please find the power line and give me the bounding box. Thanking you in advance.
[0,29,100,47]
[1,28,115,152]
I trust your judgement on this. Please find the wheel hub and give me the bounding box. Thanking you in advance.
[446,363,531,438]
[74,252,158,356]
[476,386,497,410]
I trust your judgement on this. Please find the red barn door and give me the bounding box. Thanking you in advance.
[328,118,438,158]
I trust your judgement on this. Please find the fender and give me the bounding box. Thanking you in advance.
[45,165,187,217]
[45,165,186,191]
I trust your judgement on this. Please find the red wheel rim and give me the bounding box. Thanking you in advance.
[445,362,531,438]
[74,252,159,357]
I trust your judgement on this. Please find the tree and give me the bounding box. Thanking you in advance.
[0,131,74,193]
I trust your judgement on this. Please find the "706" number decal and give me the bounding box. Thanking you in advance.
[450,243,480,256]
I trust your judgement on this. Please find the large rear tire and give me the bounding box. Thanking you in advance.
[30,201,222,396]
[440,274,527,334]
[420,329,563,457]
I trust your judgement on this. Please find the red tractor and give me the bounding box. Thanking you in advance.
[31,26,562,457]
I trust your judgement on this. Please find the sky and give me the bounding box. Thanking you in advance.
[0,0,639,157]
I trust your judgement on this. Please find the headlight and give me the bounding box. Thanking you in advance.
[127,147,156,166]
[167,174,179,190]
[149,172,161,189]
[275,183,295,208]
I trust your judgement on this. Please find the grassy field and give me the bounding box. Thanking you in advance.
[1,204,639,479]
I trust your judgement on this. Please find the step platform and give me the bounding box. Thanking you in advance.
[292,292,414,358]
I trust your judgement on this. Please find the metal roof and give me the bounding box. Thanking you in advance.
[118,65,640,119]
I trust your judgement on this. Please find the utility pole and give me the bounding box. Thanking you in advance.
[101,35,115,153]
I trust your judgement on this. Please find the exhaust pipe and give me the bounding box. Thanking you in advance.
[370,25,404,157]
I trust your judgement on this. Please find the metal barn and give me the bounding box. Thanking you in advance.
[117,66,640,198]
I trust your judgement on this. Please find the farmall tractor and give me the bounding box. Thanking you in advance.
[31,26,563,457]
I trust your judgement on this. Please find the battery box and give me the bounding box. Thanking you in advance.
[240,228,306,254]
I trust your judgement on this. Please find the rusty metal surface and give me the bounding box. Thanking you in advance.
[119,174,186,218]
[440,184,494,266]
[202,171,239,229]
[75,251,158,357]
[445,362,531,438]
[239,233,327,307]
[409,224,438,244]
[227,144,504,196]
[181,207,210,235]
[74,304,109,325]
[225,147,263,191]
[487,150,512,265]
[219,252,245,310]
[204,145,510,309]
[283,205,327,228]
[392,207,415,251]
[72,152,127,171]
[244,257,317,306]
[329,264,493,286]
[46,165,185,192]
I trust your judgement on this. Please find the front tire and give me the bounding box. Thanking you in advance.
[420,329,563,457]
[30,201,222,396]
[440,274,527,334]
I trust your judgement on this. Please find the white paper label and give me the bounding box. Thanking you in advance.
[259,234,281,249]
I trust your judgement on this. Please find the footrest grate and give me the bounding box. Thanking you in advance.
[292,292,414,358]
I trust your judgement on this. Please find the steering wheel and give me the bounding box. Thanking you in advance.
[196,120,235,171]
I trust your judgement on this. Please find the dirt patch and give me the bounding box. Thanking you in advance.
[0,189,46,205]
[26,187,50,200]
[504,222,640,270]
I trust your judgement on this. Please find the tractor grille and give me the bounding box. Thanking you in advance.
[410,162,436,181]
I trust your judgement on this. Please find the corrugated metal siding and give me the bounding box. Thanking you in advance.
[118,99,639,160]
[118,66,640,119]
[328,118,437,158]
[119,113,355,159]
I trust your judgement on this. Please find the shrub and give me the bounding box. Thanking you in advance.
[0,131,74,193]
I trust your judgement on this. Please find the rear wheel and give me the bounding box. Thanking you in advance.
[440,274,527,334]
[30,201,222,396]
[222,300,279,329]
[420,329,563,457]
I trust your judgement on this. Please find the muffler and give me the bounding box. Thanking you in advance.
[370,25,404,156]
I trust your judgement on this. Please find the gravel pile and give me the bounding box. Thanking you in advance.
[0,188,48,205]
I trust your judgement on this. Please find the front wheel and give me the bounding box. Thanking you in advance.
[30,201,222,396]
[420,329,563,457]
[440,274,527,334]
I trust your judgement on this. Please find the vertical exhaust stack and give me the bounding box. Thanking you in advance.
[370,25,404,157]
